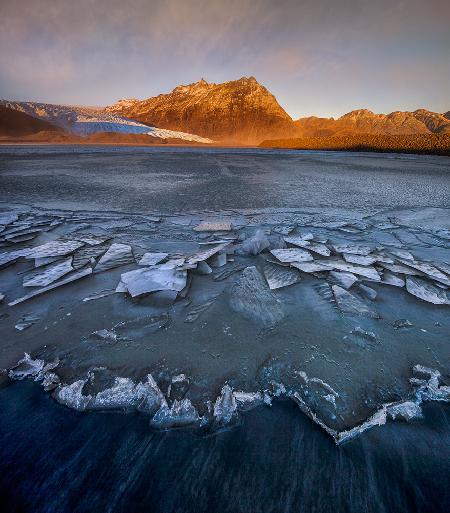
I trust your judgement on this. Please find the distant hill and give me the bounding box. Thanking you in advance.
[107,77,300,144]
[295,109,450,137]
[0,105,61,136]
[259,134,450,156]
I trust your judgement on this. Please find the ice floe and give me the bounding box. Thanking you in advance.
[229,266,284,327]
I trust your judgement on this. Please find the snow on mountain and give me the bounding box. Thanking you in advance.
[0,101,212,143]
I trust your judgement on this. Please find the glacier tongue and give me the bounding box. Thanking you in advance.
[1,100,213,143]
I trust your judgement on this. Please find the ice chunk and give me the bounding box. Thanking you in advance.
[272,225,295,236]
[117,267,187,297]
[194,221,232,232]
[392,319,413,329]
[233,391,264,411]
[229,266,284,327]
[23,258,73,287]
[398,259,450,286]
[26,240,84,259]
[209,252,227,267]
[9,267,93,306]
[186,242,230,264]
[357,284,377,301]
[137,374,168,414]
[330,260,381,281]
[284,233,314,245]
[15,314,40,331]
[406,277,450,305]
[213,384,237,424]
[382,272,405,287]
[41,372,60,391]
[95,243,134,272]
[194,261,212,275]
[285,237,330,256]
[263,262,300,290]
[54,380,91,411]
[332,285,379,318]
[292,261,334,273]
[240,230,270,255]
[329,271,358,289]
[151,399,200,428]
[343,254,377,266]
[270,248,313,263]
[138,252,168,266]
[8,353,58,381]
[332,244,373,256]
[386,401,422,421]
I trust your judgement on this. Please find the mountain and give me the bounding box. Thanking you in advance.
[107,77,300,144]
[295,109,450,137]
[0,105,61,137]
[0,101,211,143]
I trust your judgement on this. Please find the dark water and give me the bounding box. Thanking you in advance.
[0,381,449,513]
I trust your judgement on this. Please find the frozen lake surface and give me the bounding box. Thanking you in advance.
[0,146,449,510]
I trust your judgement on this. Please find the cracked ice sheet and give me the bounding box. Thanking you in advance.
[1,203,450,438]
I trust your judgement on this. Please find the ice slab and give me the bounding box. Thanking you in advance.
[270,248,313,263]
[329,271,358,289]
[214,384,237,425]
[229,266,284,327]
[117,267,187,297]
[240,230,270,255]
[151,399,200,428]
[23,258,73,287]
[332,285,379,318]
[405,277,450,305]
[186,242,230,264]
[381,272,405,287]
[94,243,134,272]
[332,244,374,256]
[138,252,168,266]
[343,253,378,266]
[263,262,300,290]
[398,259,450,286]
[26,240,84,259]
[194,221,232,232]
[9,267,93,306]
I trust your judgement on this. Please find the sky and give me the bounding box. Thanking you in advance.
[1,0,449,118]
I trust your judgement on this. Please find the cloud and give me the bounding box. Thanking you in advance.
[0,0,449,114]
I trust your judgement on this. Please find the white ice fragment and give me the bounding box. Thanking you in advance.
[329,271,358,289]
[229,266,284,327]
[95,243,134,272]
[151,399,200,428]
[23,258,73,287]
[263,262,300,290]
[386,401,423,421]
[9,267,93,306]
[138,252,168,266]
[382,271,405,287]
[118,267,187,297]
[233,391,264,411]
[194,221,232,232]
[270,248,313,263]
[240,230,270,255]
[343,253,377,266]
[332,244,373,256]
[54,380,91,411]
[26,240,84,259]
[332,285,379,318]
[213,384,237,424]
[186,242,230,264]
[406,277,450,305]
